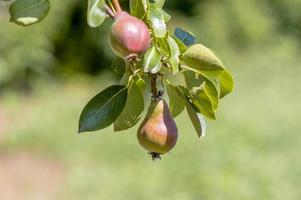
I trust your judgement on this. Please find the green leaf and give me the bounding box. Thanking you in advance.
[87,0,107,28]
[170,35,188,54]
[130,0,147,18]
[147,6,167,38]
[182,65,223,79]
[167,36,180,74]
[174,27,196,46]
[156,37,170,57]
[160,9,171,22]
[149,4,170,22]
[114,77,144,131]
[204,78,219,110]
[149,0,165,8]
[166,83,185,118]
[184,71,216,120]
[9,0,50,26]
[175,86,206,137]
[79,85,128,133]
[132,75,146,92]
[184,70,219,110]
[182,44,225,73]
[143,46,162,73]
[218,69,234,99]
[111,58,126,75]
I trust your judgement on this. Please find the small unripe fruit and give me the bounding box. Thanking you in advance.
[137,99,178,159]
[109,11,151,58]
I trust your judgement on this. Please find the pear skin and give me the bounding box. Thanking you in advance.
[109,11,151,58]
[137,99,178,155]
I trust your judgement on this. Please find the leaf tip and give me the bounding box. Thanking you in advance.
[78,125,86,133]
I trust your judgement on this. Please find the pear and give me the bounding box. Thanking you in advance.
[137,99,178,158]
[109,11,151,59]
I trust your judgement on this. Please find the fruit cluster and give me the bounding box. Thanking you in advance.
[79,0,234,160]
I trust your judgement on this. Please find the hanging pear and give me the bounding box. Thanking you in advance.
[137,99,178,159]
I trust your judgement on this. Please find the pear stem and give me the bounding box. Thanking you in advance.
[112,0,122,12]
[105,5,115,18]
[150,73,158,98]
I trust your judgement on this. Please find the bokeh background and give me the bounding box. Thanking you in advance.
[1,0,301,199]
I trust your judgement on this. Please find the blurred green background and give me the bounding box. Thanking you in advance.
[0,0,301,199]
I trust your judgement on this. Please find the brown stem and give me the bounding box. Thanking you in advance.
[112,0,122,12]
[105,5,115,18]
[150,73,158,98]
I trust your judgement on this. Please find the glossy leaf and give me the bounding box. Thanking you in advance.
[79,85,127,132]
[151,63,162,74]
[218,69,234,99]
[204,78,219,110]
[149,0,165,8]
[170,35,188,54]
[161,9,171,22]
[167,36,180,74]
[166,83,185,118]
[143,46,162,73]
[87,0,107,27]
[184,70,219,110]
[156,37,170,57]
[130,0,147,18]
[148,7,167,38]
[9,0,50,26]
[114,77,144,131]
[176,86,206,137]
[182,65,223,79]
[174,27,196,46]
[149,4,170,22]
[182,44,225,72]
[184,71,216,120]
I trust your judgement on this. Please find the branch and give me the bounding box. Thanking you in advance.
[150,73,158,98]
[112,0,122,12]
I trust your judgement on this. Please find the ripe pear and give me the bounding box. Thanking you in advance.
[109,11,151,58]
[137,99,178,156]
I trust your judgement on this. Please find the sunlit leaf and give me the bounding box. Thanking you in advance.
[130,0,147,18]
[149,0,165,8]
[148,6,167,38]
[166,83,185,117]
[182,44,225,72]
[161,9,171,22]
[114,77,144,131]
[9,0,50,26]
[167,36,180,74]
[184,71,216,120]
[182,65,223,79]
[143,46,162,73]
[170,35,188,54]
[79,85,127,132]
[156,37,170,57]
[218,68,234,99]
[87,0,107,27]
[132,75,146,92]
[176,86,206,137]
[184,70,219,110]
[151,63,162,74]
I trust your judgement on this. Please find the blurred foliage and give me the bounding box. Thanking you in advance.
[0,0,300,91]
